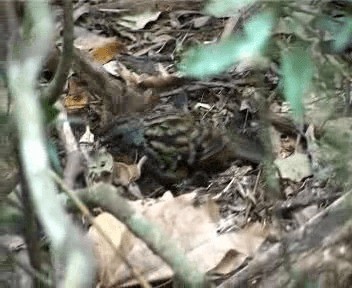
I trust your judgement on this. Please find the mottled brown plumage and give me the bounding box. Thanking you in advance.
[98,110,265,186]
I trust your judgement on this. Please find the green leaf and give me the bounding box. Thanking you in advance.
[205,0,257,17]
[179,12,274,78]
[311,15,342,38]
[282,47,314,122]
[312,14,352,53]
[333,16,352,52]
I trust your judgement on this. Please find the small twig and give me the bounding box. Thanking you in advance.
[236,182,247,199]
[51,171,152,288]
[62,182,210,287]
[221,16,241,40]
[244,169,261,224]
[223,176,236,194]
[56,103,84,189]
[213,176,237,201]
[72,47,144,118]
[42,0,74,105]
[273,192,342,215]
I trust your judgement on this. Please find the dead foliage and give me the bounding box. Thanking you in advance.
[3,0,352,287]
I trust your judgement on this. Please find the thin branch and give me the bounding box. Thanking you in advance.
[42,0,74,105]
[60,181,210,287]
[52,171,152,288]
[72,47,145,120]
[56,103,84,189]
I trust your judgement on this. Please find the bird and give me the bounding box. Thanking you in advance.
[97,109,266,186]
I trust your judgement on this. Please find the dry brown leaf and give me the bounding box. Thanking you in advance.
[90,40,127,64]
[139,75,182,88]
[63,78,89,111]
[91,192,268,286]
[114,61,182,89]
[88,213,135,287]
[113,156,147,186]
[113,162,140,186]
[75,35,126,64]
[115,62,141,85]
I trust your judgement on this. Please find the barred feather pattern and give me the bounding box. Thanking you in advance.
[99,110,264,185]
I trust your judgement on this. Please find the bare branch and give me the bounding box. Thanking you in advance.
[61,181,209,287]
[42,0,74,105]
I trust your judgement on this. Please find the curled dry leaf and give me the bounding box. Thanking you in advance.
[115,62,141,86]
[113,156,147,186]
[114,61,183,89]
[104,61,161,109]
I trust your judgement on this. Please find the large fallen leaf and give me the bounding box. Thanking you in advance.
[89,213,134,286]
[89,192,268,286]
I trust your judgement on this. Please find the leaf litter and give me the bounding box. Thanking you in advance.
[40,0,352,287]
